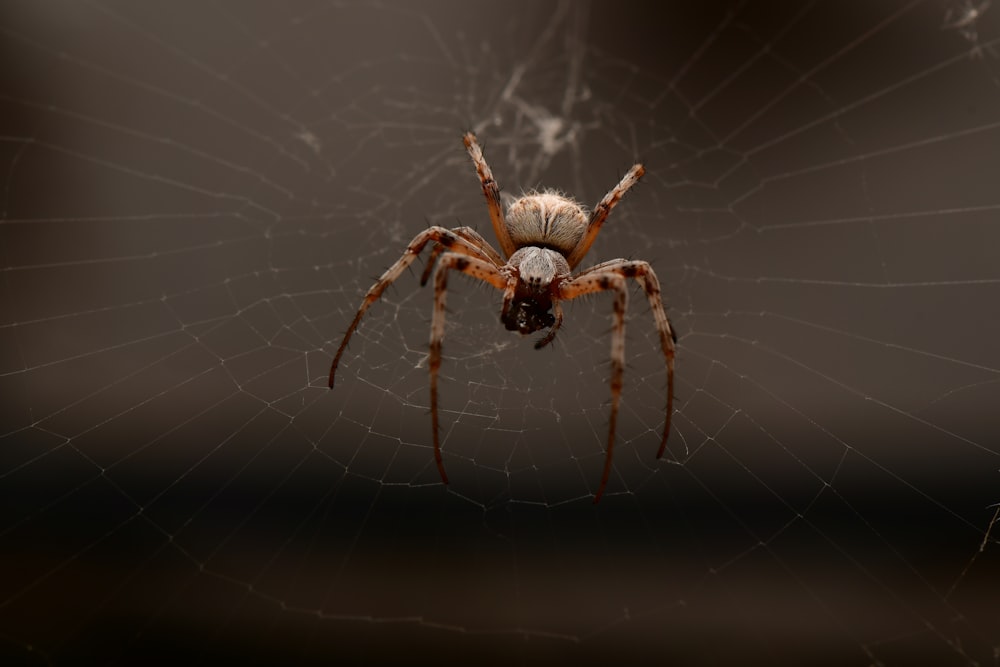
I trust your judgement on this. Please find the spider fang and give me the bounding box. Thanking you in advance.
[502,295,556,335]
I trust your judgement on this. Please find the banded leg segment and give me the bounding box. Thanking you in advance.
[559,258,676,501]
[419,226,505,286]
[430,253,510,484]
[329,226,502,388]
[463,132,516,259]
[558,272,628,502]
[565,164,645,269]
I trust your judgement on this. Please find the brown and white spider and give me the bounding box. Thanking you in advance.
[329,132,676,502]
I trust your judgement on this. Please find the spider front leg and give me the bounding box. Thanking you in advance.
[565,163,645,269]
[429,253,510,485]
[579,260,676,453]
[464,132,516,259]
[419,226,504,287]
[329,226,500,388]
[558,272,628,502]
[560,259,676,502]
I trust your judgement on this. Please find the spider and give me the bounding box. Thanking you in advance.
[329,132,676,502]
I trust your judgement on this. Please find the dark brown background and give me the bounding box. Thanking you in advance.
[1,1,998,664]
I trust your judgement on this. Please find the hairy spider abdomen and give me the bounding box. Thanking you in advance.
[506,192,588,255]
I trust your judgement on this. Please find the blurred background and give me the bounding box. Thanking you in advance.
[1,1,998,664]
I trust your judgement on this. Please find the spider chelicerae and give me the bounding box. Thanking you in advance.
[329,132,676,502]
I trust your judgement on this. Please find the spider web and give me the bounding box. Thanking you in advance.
[2,0,999,664]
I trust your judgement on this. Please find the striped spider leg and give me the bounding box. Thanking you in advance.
[557,259,676,502]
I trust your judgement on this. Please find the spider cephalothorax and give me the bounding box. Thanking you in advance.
[329,132,676,502]
[501,245,567,337]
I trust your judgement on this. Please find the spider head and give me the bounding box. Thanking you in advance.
[502,294,555,335]
[502,247,567,335]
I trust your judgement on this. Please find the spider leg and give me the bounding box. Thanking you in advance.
[420,226,505,287]
[419,244,446,287]
[464,132,516,259]
[430,252,510,485]
[565,164,645,269]
[451,226,505,265]
[558,272,628,502]
[560,259,676,502]
[329,226,503,388]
